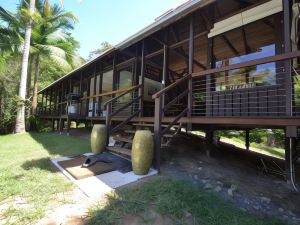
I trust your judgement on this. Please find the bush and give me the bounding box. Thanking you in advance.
[28,116,51,133]
[0,95,18,134]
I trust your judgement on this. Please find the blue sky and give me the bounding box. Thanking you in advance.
[0,0,184,59]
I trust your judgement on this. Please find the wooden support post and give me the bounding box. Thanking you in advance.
[245,129,250,150]
[283,0,292,116]
[187,14,194,131]
[55,119,58,131]
[41,92,44,115]
[139,41,145,117]
[93,64,97,117]
[154,96,162,172]
[51,118,55,132]
[60,83,64,116]
[67,79,72,115]
[134,44,139,85]
[45,90,48,115]
[59,118,64,134]
[69,79,72,93]
[67,116,71,136]
[162,43,168,113]
[285,126,299,191]
[49,89,53,116]
[85,77,90,117]
[112,52,117,91]
[98,63,103,116]
[205,127,214,157]
[105,102,112,145]
[79,72,83,115]
[54,88,57,116]
[206,38,213,116]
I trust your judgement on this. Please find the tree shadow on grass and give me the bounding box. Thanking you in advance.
[28,132,90,157]
[22,157,57,173]
[87,177,286,225]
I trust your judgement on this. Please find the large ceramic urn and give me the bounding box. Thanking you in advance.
[91,124,107,154]
[131,130,154,175]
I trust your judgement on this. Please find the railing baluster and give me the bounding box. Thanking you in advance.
[105,102,112,145]
[104,84,142,145]
[154,96,162,172]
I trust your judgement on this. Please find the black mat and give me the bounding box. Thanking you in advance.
[84,152,132,173]
[58,156,114,180]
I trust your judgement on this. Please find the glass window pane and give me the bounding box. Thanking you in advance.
[117,67,133,103]
[213,16,276,91]
[102,70,113,93]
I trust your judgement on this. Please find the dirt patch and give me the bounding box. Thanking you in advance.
[36,187,92,225]
[121,208,175,225]
[162,133,300,225]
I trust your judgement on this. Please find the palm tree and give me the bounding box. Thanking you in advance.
[30,1,81,114]
[15,0,35,133]
[0,0,82,116]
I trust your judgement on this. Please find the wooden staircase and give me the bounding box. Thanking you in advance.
[102,80,188,170]
[105,122,181,158]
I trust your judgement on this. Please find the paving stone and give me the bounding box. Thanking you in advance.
[278,208,284,213]
[204,183,213,190]
[213,186,222,193]
[260,197,271,204]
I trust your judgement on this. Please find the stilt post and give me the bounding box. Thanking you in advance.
[245,129,250,150]
[285,126,299,191]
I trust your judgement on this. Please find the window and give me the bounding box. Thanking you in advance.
[117,66,133,103]
[213,16,277,91]
[102,70,113,93]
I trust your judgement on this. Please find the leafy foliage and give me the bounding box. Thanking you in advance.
[88,41,112,60]
[216,129,285,149]
[0,54,21,134]
[0,0,84,133]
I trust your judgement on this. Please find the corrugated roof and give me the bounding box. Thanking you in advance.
[39,0,214,93]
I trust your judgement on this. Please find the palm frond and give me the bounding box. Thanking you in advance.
[0,7,19,27]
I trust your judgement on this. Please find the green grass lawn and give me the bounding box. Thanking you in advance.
[88,177,286,225]
[0,132,89,224]
[0,132,287,225]
[192,131,285,159]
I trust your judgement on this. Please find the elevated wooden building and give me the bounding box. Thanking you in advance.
[38,0,300,190]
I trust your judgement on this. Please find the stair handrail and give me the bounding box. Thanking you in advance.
[104,84,142,140]
[102,84,141,107]
[152,73,191,99]
[152,73,191,171]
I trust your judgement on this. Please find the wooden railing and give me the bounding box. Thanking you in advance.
[192,51,300,117]
[104,84,142,140]
[38,85,142,117]
[152,73,191,170]
[80,85,139,101]
[151,50,300,170]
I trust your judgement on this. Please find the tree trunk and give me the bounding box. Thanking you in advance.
[15,0,35,133]
[26,55,34,129]
[26,55,33,99]
[32,54,40,115]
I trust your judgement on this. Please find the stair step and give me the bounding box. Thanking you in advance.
[124,130,174,138]
[113,136,133,143]
[133,123,180,128]
[163,133,174,138]
[106,146,131,157]
[125,130,136,134]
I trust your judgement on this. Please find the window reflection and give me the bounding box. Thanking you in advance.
[213,16,277,92]
[102,70,113,93]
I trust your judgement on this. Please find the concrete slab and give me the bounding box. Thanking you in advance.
[51,153,157,198]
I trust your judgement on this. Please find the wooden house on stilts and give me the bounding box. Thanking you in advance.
[37,0,300,190]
